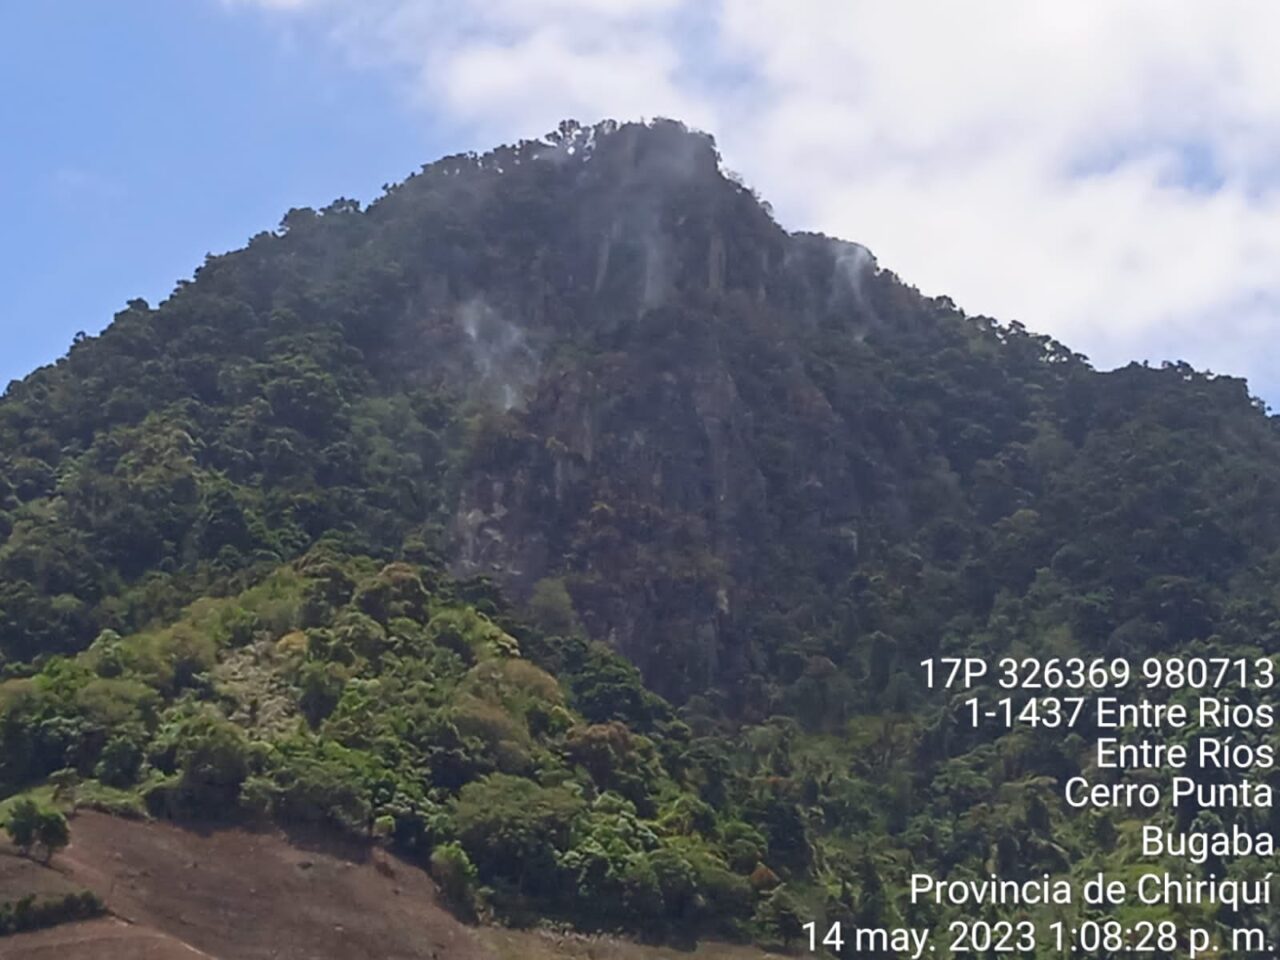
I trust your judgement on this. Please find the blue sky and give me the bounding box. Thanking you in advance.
[4,2,1280,404]
[0,3,443,387]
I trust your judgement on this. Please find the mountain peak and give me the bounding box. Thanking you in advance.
[5,115,1280,954]
[420,118,724,183]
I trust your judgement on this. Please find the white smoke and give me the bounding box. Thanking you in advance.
[457,298,539,410]
[831,240,881,327]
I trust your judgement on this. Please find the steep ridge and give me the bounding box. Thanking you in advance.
[4,118,1280,946]
[6,119,1276,704]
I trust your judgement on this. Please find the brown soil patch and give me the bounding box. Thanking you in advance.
[0,843,84,903]
[1,916,214,959]
[7,810,493,960]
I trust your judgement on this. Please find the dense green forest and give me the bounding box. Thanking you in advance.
[3,119,1280,949]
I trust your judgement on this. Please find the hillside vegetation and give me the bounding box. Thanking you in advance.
[3,119,1280,948]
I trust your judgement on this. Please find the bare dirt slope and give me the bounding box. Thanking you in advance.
[0,844,84,903]
[2,916,216,959]
[7,810,492,960]
[2,812,777,960]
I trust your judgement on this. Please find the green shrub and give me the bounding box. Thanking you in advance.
[430,841,479,918]
[0,890,104,935]
[3,798,69,863]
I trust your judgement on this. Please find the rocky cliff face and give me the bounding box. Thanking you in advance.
[339,119,932,697]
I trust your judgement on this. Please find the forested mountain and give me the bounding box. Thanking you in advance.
[3,118,1279,947]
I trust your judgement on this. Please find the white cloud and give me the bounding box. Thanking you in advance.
[224,0,1280,395]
